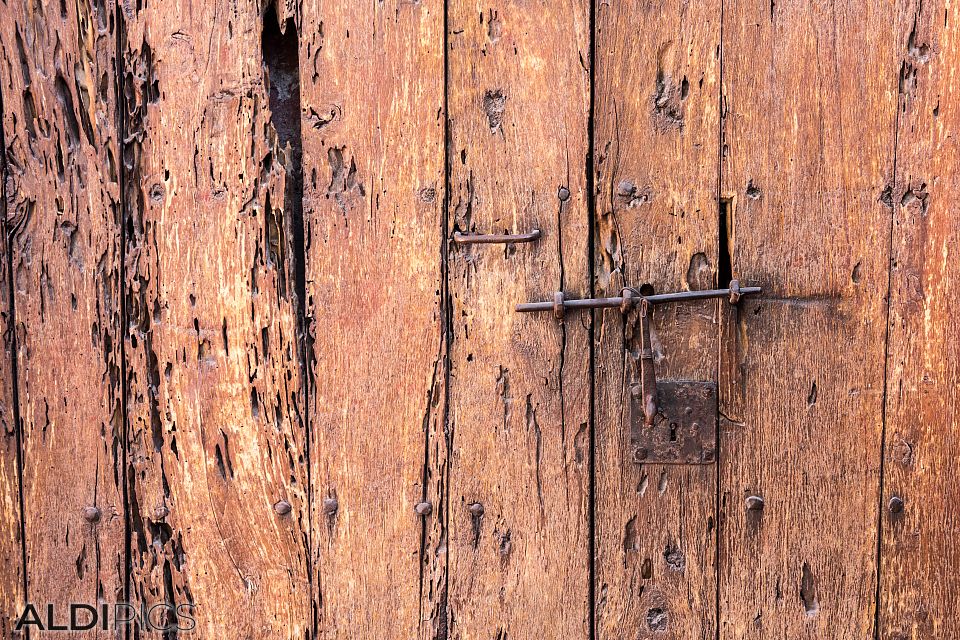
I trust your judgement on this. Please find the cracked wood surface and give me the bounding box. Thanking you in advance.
[300,0,446,637]
[593,1,721,638]
[446,0,592,637]
[122,1,310,636]
[879,1,960,638]
[0,0,126,630]
[719,1,898,637]
[0,79,22,638]
[1,1,960,638]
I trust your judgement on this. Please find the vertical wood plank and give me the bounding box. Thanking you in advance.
[593,2,721,638]
[0,89,24,637]
[0,0,125,622]
[122,2,310,635]
[719,1,898,637]
[880,1,960,637]
[299,0,446,636]
[446,0,591,637]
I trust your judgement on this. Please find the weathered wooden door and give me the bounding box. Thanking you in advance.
[1,0,958,638]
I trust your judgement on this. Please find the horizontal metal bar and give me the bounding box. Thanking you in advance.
[452,229,541,244]
[515,286,762,313]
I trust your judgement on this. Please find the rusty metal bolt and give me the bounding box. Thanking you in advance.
[415,501,433,516]
[468,502,484,517]
[633,448,649,462]
[322,497,339,515]
[82,506,101,523]
[701,449,716,463]
[558,186,571,202]
[154,506,170,520]
[745,495,765,511]
[274,500,292,516]
[889,496,905,514]
[729,279,742,304]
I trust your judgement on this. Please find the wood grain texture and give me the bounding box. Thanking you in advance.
[0,0,125,625]
[445,1,592,638]
[880,1,960,637]
[593,2,721,638]
[122,2,310,636]
[0,82,24,637]
[299,0,446,637]
[719,1,898,637]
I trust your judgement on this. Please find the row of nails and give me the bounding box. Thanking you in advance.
[79,495,909,522]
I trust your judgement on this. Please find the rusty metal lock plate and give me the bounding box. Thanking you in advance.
[630,380,717,464]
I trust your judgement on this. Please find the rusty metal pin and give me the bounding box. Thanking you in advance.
[323,497,339,515]
[274,500,292,516]
[82,506,101,523]
[415,501,433,516]
[638,298,658,426]
[558,186,571,201]
[889,496,905,514]
[468,502,484,517]
[745,495,765,511]
[517,281,761,314]
[453,229,541,244]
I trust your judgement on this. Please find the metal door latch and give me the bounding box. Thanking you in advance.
[517,280,760,464]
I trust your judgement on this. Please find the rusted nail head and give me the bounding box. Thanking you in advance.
[558,186,571,201]
[745,495,765,511]
[274,500,292,516]
[634,448,648,462]
[701,449,716,462]
[889,496,905,514]
[468,502,484,517]
[415,501,433,516]
[82,506,101,523]
[323,497,339,515]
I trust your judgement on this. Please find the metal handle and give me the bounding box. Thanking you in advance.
[453,229,541,244]
[516,280,760,314]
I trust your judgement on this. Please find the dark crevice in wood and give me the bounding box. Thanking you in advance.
[115,7,133,638]
[262,8,314,637]
[437,0,452,634]
[717,198,733,288]
[873,24,905,640]
[0,75,29,628]
[587,0,597,637]
[716,3,725,636]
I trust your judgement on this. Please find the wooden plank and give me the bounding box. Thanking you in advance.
[0,87,24,637]
[446,0,591,637]
[299,0,446,637]
[0,0,125,626]
[122,2,310,635]
[879,1,960,636]
[593,2,721,638]
[719,1,898,637]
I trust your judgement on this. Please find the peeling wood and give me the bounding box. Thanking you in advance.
[593,0,721,637]
[300,0,446,637]
[879,0,960,637]
[719,1,899,637]
[0,0,126,624]
[446,0,592,637]
[122,1,310,636]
